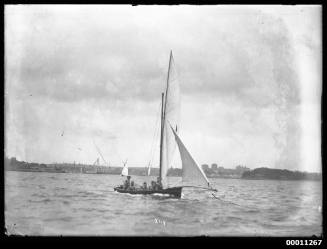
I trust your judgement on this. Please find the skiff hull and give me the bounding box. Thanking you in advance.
[114,186,182,198]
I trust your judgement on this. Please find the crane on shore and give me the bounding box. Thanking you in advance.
[92,139,110,167]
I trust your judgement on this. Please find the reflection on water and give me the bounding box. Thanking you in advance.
[5,171,322,236]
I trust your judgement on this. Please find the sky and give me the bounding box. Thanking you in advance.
[5,5,321,172]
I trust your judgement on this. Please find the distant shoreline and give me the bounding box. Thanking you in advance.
[5,157,321,181]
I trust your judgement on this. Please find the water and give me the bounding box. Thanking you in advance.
[5,171,322,236]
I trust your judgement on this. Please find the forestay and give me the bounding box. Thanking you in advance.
[161,51,181,188]
[170,125,211,188]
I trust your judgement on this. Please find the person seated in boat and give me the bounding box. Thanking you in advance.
[130,181,135,191]
[150,181,156,190]
[156,177,162,190]
[124,175,131,189]
[143,182,147,190]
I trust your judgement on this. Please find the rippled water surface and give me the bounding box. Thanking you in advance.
[5,171,322,236]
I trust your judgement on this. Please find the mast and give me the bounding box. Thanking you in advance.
[159,51,173,185]
[159,92,165,181]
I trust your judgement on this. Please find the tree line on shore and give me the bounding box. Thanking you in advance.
[241,167,321,181]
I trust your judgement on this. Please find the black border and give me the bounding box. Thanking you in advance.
[1,2,325,248]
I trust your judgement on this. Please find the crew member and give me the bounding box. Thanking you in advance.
[124,175,131,189]
[130,181,135,190]
[150,181,156,190]
[156,177,162,190]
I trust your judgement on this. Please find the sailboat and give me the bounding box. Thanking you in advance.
[121,160,128,176]
[114,51,216,198]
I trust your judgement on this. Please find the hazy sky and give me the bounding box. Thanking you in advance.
[5,5,321,172]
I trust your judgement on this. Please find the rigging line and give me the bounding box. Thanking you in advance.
[149,119,160,167]
[211,193,242,206]
[147,100,162,167]
[151,110,162,167]
[147,125,159,173]
[150,135,160,165]
[152,101,162,155]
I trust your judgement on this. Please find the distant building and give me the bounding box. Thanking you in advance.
[201,164,209,171]
[235,165,250,174]
[211,164,218,170]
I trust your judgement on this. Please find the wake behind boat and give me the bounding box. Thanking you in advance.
[114,51,216,198]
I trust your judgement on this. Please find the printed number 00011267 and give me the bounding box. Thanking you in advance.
[286,240,322,246]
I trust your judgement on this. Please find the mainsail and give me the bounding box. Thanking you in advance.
[170,125,211,188]
[160,51,181,188]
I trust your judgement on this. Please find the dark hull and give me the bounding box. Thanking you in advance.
[114,186,182,198]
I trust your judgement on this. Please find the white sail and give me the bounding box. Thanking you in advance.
[170,125,210,188]
[161,51,180,188]
[121,164,128,176]
[147,163,151,176]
